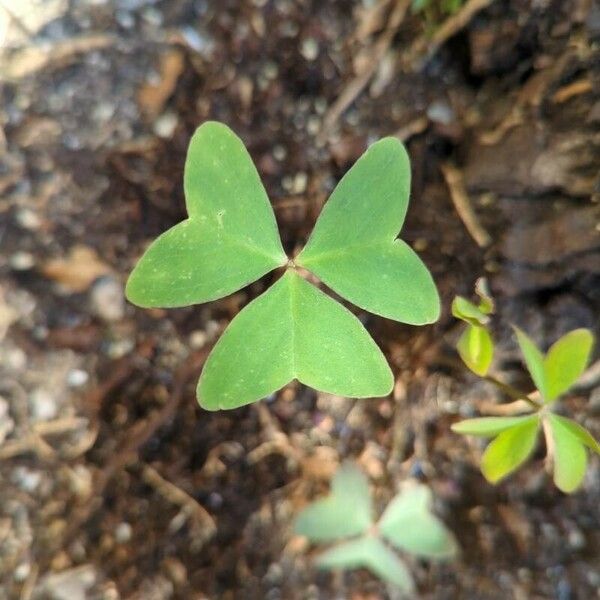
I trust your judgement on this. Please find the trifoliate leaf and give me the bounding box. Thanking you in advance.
[294,463,373,542]
[481,415,540,483]
[197,271,393,410]
[378,485,457,559]
[456,324,493,376]
[297,138,439,325]
[315,535,414,593]
[513,328,548,399]
[544,329,594,403]
[452,415,535,437]
[126,121,286,307]
[546,414,588,493]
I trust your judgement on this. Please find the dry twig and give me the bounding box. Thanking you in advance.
[441,161,491,248]
[319,0,411,142]
[141,464,216,538]
[407,0,495,71]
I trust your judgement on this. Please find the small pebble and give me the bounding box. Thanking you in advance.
[9,252,35,270]
[67,369,89,387]
[12,466,42,493]
[90,276,125,322]
[189,330,208,349]
[14,562,31,582]
[30,388,58,421]
[291,172,307,194]
[154,112,178,138]
[15,208,41,230]
[300,37,319,61]
[115,522,132,543]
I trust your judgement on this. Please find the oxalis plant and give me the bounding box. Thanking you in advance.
[126,121,439,410]
[294,463,457,593]
[451,282,599,493]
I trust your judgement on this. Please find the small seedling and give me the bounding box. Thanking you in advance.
[126,122,439,410]
[294,463,457,593]
[451,284,599,493]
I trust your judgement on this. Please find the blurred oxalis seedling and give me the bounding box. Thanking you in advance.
[451,282,599,493]
[294,463,457,593]
[126,121,439,410]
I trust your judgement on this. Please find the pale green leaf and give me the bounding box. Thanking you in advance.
[296,138,440,325]
[546,414,588,493]
[294,463,373,541]
[547,414,600,454]
[456,324,493,376]
[378,485,457,558]
[452,296,489,326]
[126,121,286,307]
[544,329,594,402]
[452,416,535,437]
[474,277,494,315]
[316,536,414,593]
[513,327,548,399]
[197,271,393,410]
[481,416,540,483]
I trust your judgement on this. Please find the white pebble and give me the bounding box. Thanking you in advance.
[30,388,58,421]
[67,369,89,387]
[90,276,125,322]
[154,112,178,139]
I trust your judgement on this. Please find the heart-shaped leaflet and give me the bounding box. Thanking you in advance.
[126,122,287,307]
[198,271,392,410]
[296,137,440,325]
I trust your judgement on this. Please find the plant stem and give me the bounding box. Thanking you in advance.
[483,374,541,410]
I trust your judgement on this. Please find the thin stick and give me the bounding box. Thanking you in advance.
[141,464,216,538]
[408,0,495,70]
[319,0,411,142]
[441,161,492,248]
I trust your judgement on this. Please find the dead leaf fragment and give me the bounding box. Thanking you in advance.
[42,245,113,293]
[138,49,185,118]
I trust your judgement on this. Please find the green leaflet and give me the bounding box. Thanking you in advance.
[378,485,457,559]
[294,463,373,542]
[546,414,588,493]
[513,328,548,399]
[547,414,600,454]
[126,122,286,307]
[197,271,393,410]
[457,324,493,376]
[544,329,594,402]
[513,327,595,403]
[452,296,489,326]
[297,138,440,325]
[481,415,540,483]
[315,535,414,592]
[452,415,535,437]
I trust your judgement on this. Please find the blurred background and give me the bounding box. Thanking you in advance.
[1,0,599,598]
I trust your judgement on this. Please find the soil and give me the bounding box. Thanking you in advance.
[1,0,599,599]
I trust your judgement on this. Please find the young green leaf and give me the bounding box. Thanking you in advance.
[197,271,393,410]
[126,122,286,307]
[456,324,493,376]
[452,415,535,437]
[474,277,494,315]
[294,463,373,542]
[480,415,540,483]
[546,414,600,454]
[451,296,489,326]
[513,328,548,399]
[296,138,440,325]
[315,536,414,593]
[544,329,594,403]
[546,414,588,493]
[378,485,457,559]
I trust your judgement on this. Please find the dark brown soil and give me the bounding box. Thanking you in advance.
[1,1,599,599]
